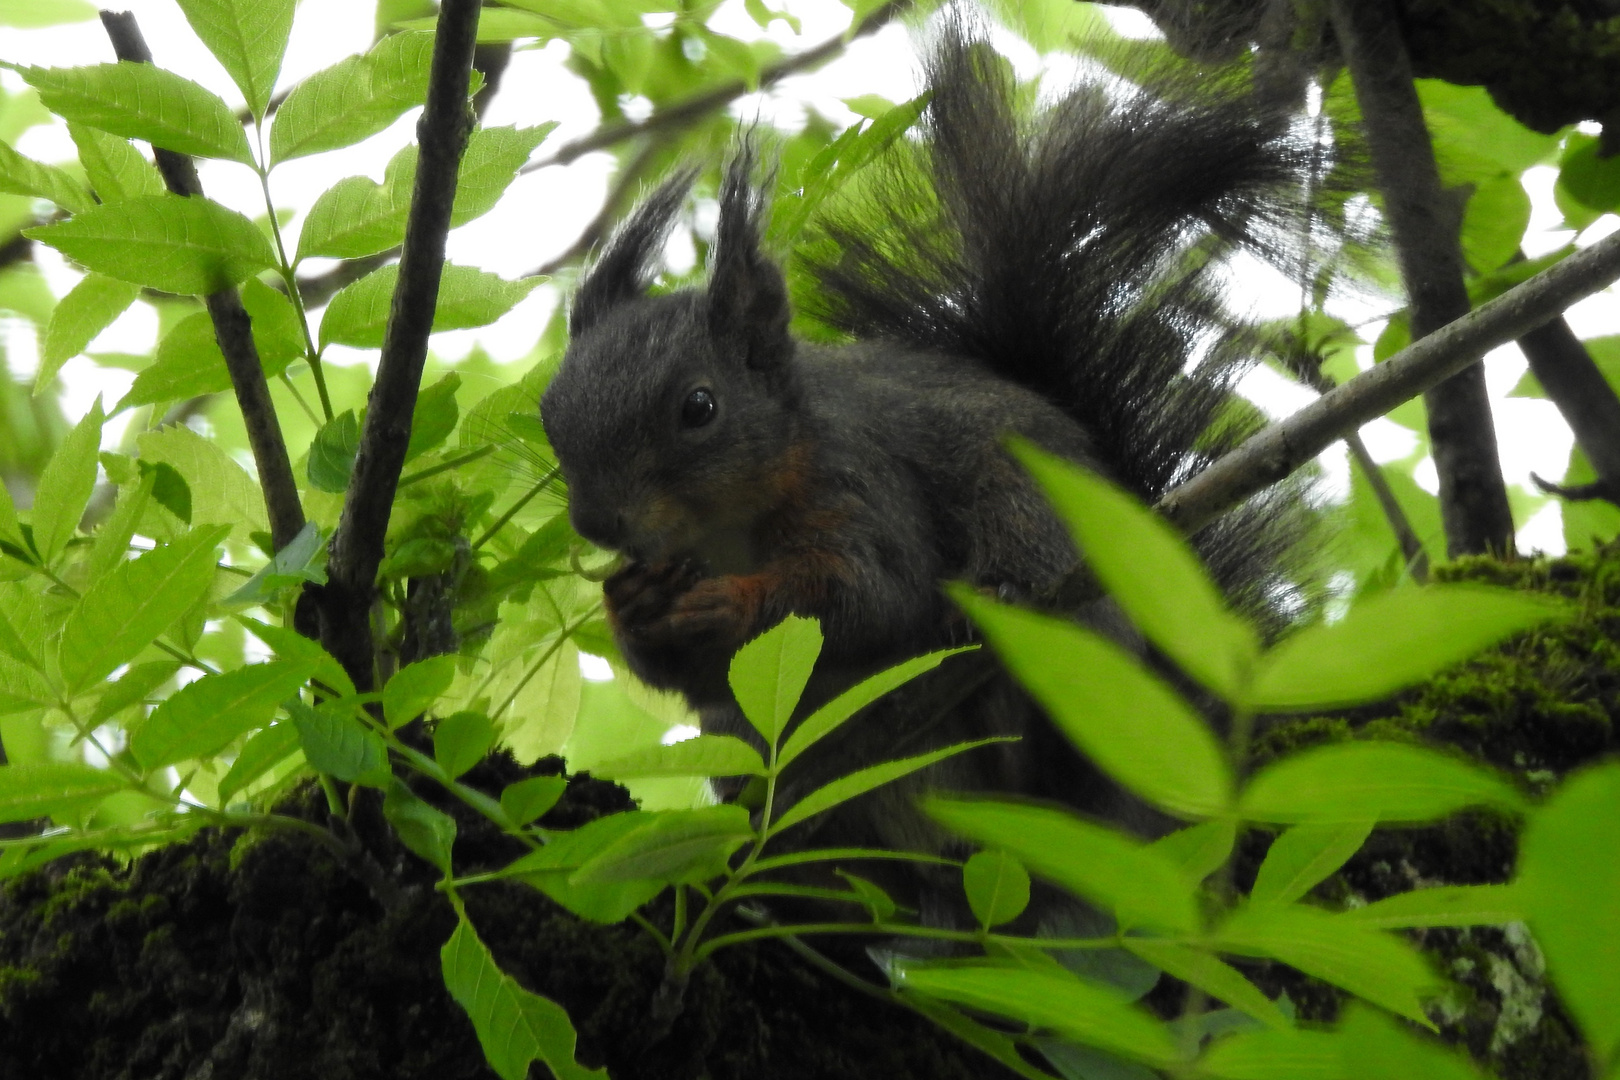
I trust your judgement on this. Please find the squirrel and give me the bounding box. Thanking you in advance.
[539,21,1318,879]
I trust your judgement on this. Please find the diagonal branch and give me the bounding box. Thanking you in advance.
[99,9,305,552]
[1159,229,1620,534]
[314,0,482,690]
[520,0,910,176]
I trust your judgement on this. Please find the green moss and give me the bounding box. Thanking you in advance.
[1245,545,1620,1080]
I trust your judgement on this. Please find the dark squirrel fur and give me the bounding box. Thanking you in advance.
[540,25,1319,878]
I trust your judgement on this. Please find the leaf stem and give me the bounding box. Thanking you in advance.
[472,467,559,550]
[256,159,333,422]
[398,444,496,488]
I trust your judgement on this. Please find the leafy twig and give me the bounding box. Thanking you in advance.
[1159,228,1620,533]
[315,0,482,690]
[98,9,306,552]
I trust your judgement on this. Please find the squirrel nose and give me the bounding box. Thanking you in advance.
[570,501,627,550]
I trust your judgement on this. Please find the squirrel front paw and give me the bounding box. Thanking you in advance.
[604,560,757,648]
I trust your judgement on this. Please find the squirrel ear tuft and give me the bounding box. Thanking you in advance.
[707,148,792,376]
[571,169,696,335]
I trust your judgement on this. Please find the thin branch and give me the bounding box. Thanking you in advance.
[528,135,669,278]
[1329,0,1514,557]
[1345,432,1430,583]
[519,0,910,177]
[1159,229,1620,534]
[99,9,306,552]
[1515,292,1620,507]
[316,0,481,690]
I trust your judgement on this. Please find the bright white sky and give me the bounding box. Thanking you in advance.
[1,0,1615,557]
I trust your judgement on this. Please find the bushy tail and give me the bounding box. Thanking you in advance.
[800,21,1324,615]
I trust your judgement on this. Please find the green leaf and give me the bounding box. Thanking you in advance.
[499,774,566,826]
[306,409,360,493]
[174,0,295,120]
[0,762,123,822]
[119,280,303,410]
[1459,174,1530,274]
[289,699,389,785]
[836,870,897,921]
[0,655,55,716]
[237,611,351,696]
[1010,441,1257,699]
[144,460,193,524]
[1198,1026,1347,1080]
[1556,132,1620,214]
[510,812,667,922]
[30,396,104,564]
[451,123,556,224]
[383,777,456,871]
[0,474,24,553]
[294,124,555,262]
[1239,742,1526,825]
[1212,904,1437,1026]
[295,143,415,261]
[1518,762,1620,1061]
[318,262,544,348]
[897,966,1180,1067]
[772,736,1013,835]
[226,525,329,606]
[570,804,753,885]
[68,122,165,203]
[17,61,252,163]
[728,614,822,748]
[38,274,141,391]
[137,423,269,541]
[0,0,95,28]
[1250,821,1373,907]
[130,659,314,770]
[1249,586,1568,712]
[0,137,92,214]
[26,194,277,295]
[383,653,457,729]
[218,721,300,803]
[953,590,1232,818]
[407,372,460,462]
[441,918,606,1080]
[1148,819,1236,886]
[924,796,1197,934]
[1341,884,1524,929]
[57,524,228,693]
[1121,939,1288,1028]
[1418,80,1559,185]
[435,710,497,779]
[776,645,970,770]
[88,659,179,725]
[269,31,433,163]
[591,734,765,779]
[1338,1003,1489,1080]
[963,849,1030,929]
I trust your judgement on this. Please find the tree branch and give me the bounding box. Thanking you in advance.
[99,10,305,552]
[1329,0,1515,557]
[519,0,910,177]
[1159,229,1620,533]
[1515,300,1620,507]
[315,0,481,690]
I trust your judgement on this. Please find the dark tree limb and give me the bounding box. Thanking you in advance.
[1328,0,1516,557]
[1160,228,1620,533]
[315,0,481,690]
[99,10,306,552]
[1514,290,1620,507]
[520,0,910,177]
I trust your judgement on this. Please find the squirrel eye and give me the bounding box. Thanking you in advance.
[681,387,716,429]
